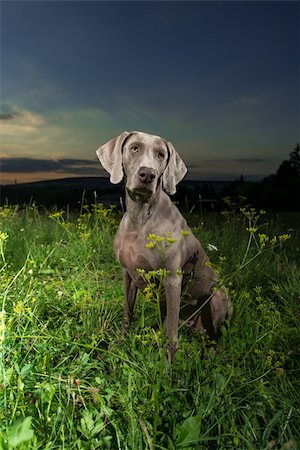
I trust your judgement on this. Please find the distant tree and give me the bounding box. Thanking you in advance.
[276,143,300,180]
[219,144,300,211]
[289,143,300,176]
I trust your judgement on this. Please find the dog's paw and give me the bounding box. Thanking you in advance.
[167,343,178,363]
[121,325,130,337]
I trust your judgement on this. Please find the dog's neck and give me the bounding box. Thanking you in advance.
[125,187,163,227]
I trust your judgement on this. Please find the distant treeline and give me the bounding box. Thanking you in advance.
[1,145,299,212]
[221,144,300,211]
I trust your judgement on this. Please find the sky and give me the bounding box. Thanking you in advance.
[0,0,299,184]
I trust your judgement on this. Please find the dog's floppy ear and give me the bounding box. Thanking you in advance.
[162,141,187,195]
[96,131,130,184]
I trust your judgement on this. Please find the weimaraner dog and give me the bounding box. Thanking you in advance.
[96,131,232,362]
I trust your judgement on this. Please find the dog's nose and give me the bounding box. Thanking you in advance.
[138,167,156,184]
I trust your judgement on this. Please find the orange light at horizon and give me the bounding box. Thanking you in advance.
[0,171,89,185]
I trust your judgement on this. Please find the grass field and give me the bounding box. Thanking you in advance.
[0,202,299,449]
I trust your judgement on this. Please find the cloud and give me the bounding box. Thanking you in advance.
[0,113,16,120]
[0,106,45,135]
[0,104,120,159]
[232,96,263,106]
[1,157,100,175]
[0,102,192,162]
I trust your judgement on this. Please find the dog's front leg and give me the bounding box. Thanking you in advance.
[121,270,137,334]
[165,275,182,363]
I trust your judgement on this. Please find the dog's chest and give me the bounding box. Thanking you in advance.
[114,231,153,275]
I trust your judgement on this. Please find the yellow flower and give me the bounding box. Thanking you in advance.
[136,268,145,276]
[0,205,16,220]
[49,211,64,220]
[258,234,269,245]
[79,231,91,239]
[204,261,213,268]
[246,227,258,234]
[146,242,155,249]
[0,231,9,243]
[147,233,164,242]
[143,284,156,300]
[181,230,190,237]
[279,234,291,243]
[13,301,31,315]
[272,285,280,294]
[166,237,177,244]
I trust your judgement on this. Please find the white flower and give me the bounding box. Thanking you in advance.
[27,269,33,275]
[207,243,218,252]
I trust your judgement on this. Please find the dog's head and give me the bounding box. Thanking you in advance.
[96,131,187,202]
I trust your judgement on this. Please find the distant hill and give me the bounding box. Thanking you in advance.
[0,176,232,210]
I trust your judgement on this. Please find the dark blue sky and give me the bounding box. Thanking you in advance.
[1,1,299,183]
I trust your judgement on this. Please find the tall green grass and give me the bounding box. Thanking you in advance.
[0,203,299,449]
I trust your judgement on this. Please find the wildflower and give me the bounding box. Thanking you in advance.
[79,231,91,239]
[246,227,258,234]
[146,242,155,249]
[156,268,169,278]
[0,310,6,341]
[13,301,26,315]
[166,237,177,244]
[0,231,8,243]
[279,234,291,243]
[207,243,218,252]
[57,291,63,298]
[270,237,277,246]
[49,211,64,220]
[136,268,145,276]
[204,261,213,268]
[147,234,164,242]
[181,230,190,237]
[258,233,269,248]
[0,231,8,264]
[143,284,156,300]
[272,285,280,294]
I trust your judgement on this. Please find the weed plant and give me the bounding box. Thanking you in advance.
[0,201,299,449]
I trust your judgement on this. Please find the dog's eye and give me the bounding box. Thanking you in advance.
[158,151,165,159]
[130,145,138,152]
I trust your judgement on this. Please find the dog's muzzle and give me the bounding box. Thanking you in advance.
[126,166,157,203]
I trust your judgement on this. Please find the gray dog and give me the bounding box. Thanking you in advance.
[96,131,232,362]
